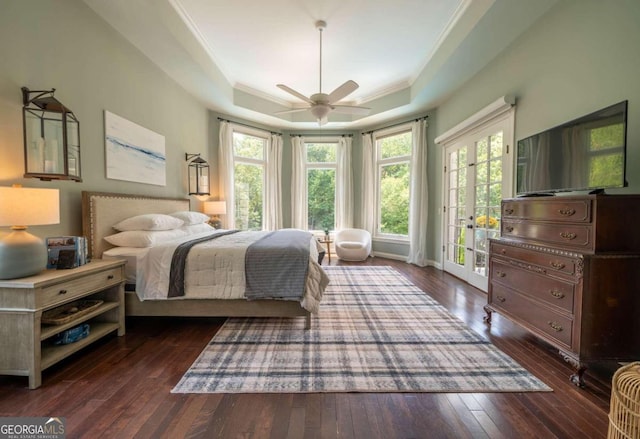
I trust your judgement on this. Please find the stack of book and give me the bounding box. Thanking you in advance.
[46,236,88,269]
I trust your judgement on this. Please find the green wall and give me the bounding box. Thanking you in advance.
[431,0,640,265]
[0,0,209,241]
[2,0,639,267]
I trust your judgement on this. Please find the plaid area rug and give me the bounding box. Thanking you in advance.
[172,266,551,393]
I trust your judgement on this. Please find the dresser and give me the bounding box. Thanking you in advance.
[485,195,640,387]
[0,259,125,388]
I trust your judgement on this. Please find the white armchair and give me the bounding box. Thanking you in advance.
[335,228,372,261]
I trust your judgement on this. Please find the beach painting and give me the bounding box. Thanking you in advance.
[104,110,166,186]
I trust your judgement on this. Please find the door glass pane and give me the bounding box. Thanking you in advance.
[446,146,467,267]
[477,138,488,162]
[476,161,488,185]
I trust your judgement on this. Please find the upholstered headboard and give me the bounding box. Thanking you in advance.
[81,191,190,259]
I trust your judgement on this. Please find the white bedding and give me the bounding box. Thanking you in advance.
[103,246,148,284]
[134,229,327,313]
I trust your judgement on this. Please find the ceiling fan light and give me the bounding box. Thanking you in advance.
[310,104,331,120]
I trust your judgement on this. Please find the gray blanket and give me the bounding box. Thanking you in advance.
[244,229,311,301]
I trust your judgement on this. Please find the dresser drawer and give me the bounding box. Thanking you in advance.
[490,259,575,312]
[502,199,591,223]
[39,267,123,309]
[502,220,593,251]
[490,241,578,276]
[490,283,573,348]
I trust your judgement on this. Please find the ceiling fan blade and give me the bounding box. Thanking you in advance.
[274,107,310,115]
[327,80,359,104]
[331,105,371,116]
[277,84,314,105]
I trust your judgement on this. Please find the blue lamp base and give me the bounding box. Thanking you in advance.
[0,229,48,279]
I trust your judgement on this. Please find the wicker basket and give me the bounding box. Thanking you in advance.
[608,362,640,439]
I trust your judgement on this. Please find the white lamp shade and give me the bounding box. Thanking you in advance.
[0,186,60,227]
[0,186,60,279]
[203,201,227,216]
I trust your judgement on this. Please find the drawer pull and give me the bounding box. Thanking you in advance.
[500,248,507,255]
[550,261,565,270]
[495,271,506,278]
[560,232,577,240]
[107,274,114,280]
[504,208,514,215]
[495,295,506,303]
[58,289,68,295]
[505,226,514,233]
[550,290,565,299]
[547,321,563,332]
[558,208,576,216]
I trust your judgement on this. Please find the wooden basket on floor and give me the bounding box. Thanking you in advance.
[608,362,640,439]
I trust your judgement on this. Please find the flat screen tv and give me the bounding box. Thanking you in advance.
[516,100,628,196]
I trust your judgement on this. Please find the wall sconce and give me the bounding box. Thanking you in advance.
[0,185,60,279]
[203,201,227,229]
[22,87,81,181]
[185,153,210,196]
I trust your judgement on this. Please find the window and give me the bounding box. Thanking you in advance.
[587,121,624,188]
[232,130,266,230]
[375,128,412,239]
[306,140,337,232]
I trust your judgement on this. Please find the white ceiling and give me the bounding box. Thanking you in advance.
[83,0,559,130]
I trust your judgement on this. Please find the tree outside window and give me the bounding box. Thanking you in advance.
[376,130,411,237]
[306,142,336,232]
[233,131,265,231]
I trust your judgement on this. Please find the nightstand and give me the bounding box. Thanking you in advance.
[0,259,126,389]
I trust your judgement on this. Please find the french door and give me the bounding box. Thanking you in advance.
[443,117,513,291]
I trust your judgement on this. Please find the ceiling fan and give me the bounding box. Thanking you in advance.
[276,20,370,126]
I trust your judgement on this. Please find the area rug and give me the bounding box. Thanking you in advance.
[172,266,551,393]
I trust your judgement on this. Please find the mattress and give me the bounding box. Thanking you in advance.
[102,246,148,285]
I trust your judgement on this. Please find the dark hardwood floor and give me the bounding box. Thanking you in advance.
[0,258,614,438]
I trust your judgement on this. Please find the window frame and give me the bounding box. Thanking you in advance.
[304,137,339,233]
[373,124,412,242]
[231,126,268,231]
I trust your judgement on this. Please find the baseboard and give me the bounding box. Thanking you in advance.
[372,252,442,270]
[372,251,406,261]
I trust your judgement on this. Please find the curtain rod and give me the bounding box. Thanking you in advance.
[361,115,428,136]
[289,133,353,138]
[217,117,282,136]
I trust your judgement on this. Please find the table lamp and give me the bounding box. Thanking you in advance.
[203,201,226,229]
[0,185,60,279]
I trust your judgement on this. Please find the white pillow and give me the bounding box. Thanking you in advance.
[169,211,210,225]
[104,229,187,247]
[113,214,184,231]
[181,223,214,234]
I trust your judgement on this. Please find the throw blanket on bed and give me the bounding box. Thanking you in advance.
[168,230,239,297]
[244,229,311,301]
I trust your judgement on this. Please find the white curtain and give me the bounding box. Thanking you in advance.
[361,133,376,235]
[336,136,353,230]
[290,136,307,229]
[265,133,282,230]
[407,119,429,266]
[218,121,235,229]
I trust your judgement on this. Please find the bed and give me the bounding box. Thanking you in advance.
[81,191,328,328]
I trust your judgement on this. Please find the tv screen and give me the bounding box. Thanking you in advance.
[516,100,628,195]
